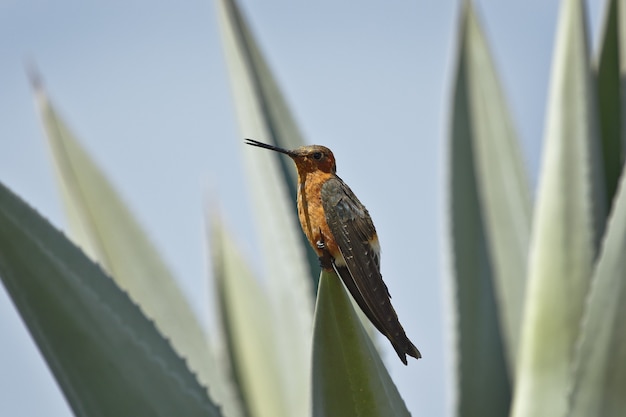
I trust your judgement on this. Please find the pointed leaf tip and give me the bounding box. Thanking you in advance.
[33,85,228,410]
[312,270,410,417]
[25,60,43,91]
[512,0,604,415]
[448,2,519,416]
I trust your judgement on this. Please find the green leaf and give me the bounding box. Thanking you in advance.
[511,1,606,416]
[0,181,221,417]
[447,3,518,415]
[311,270,410,417]
[216,0,321,287]
[567,151,626,417]
[30,78,235,413]
[595,0,624,208]
[568,7,626,407]
[209,211,290,417]
[217,2,315,416]
[460,1,532,374]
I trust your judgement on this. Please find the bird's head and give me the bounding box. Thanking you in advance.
[245,139,336,174]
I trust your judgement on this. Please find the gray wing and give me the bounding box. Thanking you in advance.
[321,177,420,364]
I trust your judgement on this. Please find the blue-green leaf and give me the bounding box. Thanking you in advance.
[447,3,520,415]
[567,147,626,417]
[210,211,289,417]
[0,181,221,417]
[459,0,532,375]
[567,3,626,415]
[216,0,320,287]
[511,1,605,415]
[31,77,234,414]
[217,2,315,416]
[311,270,410,417]
[595,0,624,208]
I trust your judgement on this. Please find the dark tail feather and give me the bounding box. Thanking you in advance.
[334,265,421,365]
[334,265,388,335]
[392,339,422,365]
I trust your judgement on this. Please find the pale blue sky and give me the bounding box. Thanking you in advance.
[0,1,604,416]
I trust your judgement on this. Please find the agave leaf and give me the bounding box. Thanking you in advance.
[311,269,410,417]
[447,4,515,415]
[216,0,383,353]
[511,1,605,416]
[216,0,320,286]
[209,211,290,417]
[621,0,626,147]
[29,77,234,413]
[461,1,532,374]
[595,0,624,208]
[566,4,626,415]
[0,181,221,417]
[567,154,626,417]
[217,1,314,416]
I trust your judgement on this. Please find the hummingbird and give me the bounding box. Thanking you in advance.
[245,139,421,364]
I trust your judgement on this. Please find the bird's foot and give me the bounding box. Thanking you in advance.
[318,251,333,270]
[317,230,334,270]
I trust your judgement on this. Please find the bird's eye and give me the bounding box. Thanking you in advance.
[313,152,323,160]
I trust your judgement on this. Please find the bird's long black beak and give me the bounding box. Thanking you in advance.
[245,138,294,156]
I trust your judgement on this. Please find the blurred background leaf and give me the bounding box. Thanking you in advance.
[217,0,320,288]
[595,0,624,208]
[447,2,528,415]
[31,76,242,417]
[511,1,606,416]
[216,2,316,414]
[459,2,532,373]
[209,209,288,417]
[567,1,626,415]
[0,181,222,417]
[567,153,626,417]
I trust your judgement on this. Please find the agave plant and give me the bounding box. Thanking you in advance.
[1,0,415,416]
[1,0,625,416]
[450,0,626,416]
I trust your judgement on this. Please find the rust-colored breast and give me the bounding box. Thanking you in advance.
[297,171,340,259]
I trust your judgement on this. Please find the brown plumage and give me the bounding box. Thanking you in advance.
[245,139,421,364]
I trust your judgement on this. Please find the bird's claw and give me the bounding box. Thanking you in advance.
[317,230,334,270]
[318,252,333,270]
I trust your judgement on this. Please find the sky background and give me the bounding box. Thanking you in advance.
[0,1,605,416]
